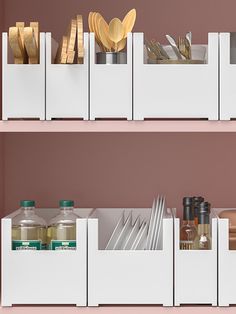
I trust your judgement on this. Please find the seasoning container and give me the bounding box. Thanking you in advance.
[180,197,197,250]
[194,202,211,250]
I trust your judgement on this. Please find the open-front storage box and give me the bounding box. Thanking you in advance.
[215,208,236,306]
[133,32,219,120]
[2,32,46,120]
[46,33,89,120]
[1,207,92,306]
[220,33,236,120]
[174,214,217,306]
[88,207,173,306]
[89,33,133,120]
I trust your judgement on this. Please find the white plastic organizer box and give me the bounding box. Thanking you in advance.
[133,33,219,120]
[215,208,236,306]
[89,33,132,120]
[46,33,89,120]
[174,215,217,306]
[88,208,173,306]
[2,32,45,120]
[220,33,236,120]
[1,208,92,306]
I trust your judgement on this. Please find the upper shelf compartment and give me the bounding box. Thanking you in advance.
[133,33,219,121]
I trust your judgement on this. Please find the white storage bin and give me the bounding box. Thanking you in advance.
[2,32,45,120]
[1,207,92,306]
[133,33,218,120]
[46,33,89,120]
[215,208,236,306]
[88,208,173,306]
[220,33,236,120]
[174,215,217,306]
[89,33,132,120]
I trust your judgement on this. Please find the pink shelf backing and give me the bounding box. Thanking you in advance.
[1,121,236,132]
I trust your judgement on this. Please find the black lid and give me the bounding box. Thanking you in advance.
[192,196,204,205]
[183,197,193,206]
[199,201,211,213]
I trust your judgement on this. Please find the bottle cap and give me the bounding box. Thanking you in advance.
[192,196,204,204]
[199,201,211,213]
[20,200,35,207]
[59,200,74,207]
[183,197,192,206]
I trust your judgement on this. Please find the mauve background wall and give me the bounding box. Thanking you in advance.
[2,0,236,43]
[2,133,236,215]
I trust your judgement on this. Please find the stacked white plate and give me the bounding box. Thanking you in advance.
[105,196,165,250]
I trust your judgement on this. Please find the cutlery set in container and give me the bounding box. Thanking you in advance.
[105,196,166,250]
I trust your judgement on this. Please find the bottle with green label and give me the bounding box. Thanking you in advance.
[12,200,47,250]
[47,200,80,250]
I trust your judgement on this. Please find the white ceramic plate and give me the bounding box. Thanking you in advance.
[105,211,124,250]
[123,215,140,250]
[146,198,158,250]
[113,211,133,250]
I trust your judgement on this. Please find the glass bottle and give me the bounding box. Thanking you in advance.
[12,200,47,250]
[192,196,204,226]
[180,197,197,250]
[194,202,211,250]
[47,200,80,250]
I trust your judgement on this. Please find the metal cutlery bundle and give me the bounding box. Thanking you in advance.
[145,32,204,64]
[105,196,166,250]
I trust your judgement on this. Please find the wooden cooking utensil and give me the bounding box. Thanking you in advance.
[66,19,76,63]
[55,36,68,64]
[93,12,106,52]
[24,27,38,64]
[9,26,25,64]
[109,18,125,51]
[88,12,94,32]
[15,22,27,63]
[116,38,126,52]
[77,14,84,63]
[122,8,136,38]
[67,50,75,64]
[98,18,113,51]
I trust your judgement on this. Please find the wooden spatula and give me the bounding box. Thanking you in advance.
[122,8,136,38]
[66,19,76,63]
[24,27,38,64]
[55,36,68,64]
[76,14,84,64]
[15,22,27,63]
[116,38,126,52]
[9,26,25,64]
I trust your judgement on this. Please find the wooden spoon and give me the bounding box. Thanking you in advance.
[116,38,126,52]
[109,18,124,51]
[93,12,106,52]
[98,18,113,51]
[122,8,136,38]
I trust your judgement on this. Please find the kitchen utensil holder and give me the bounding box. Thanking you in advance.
[174,215,217,306]
[2,32,45,120]
[133,32,218,120]
[89,33,132,120]
[214,208,236,306]
[219,33,236,120]
[88,208,173,306]
[1,208,92,306]
[46,33,89,120]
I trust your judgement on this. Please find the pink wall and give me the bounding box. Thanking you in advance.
[3,0,236,43]
[3,133,236,215]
